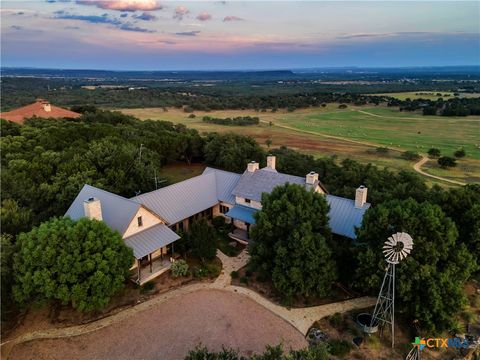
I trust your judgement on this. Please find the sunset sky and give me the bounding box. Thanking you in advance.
[1,0,479,70]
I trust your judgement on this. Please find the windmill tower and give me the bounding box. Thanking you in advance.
[406,346,420,360]
[370,232,413,348]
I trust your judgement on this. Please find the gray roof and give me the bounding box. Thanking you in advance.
[132,172,219,225]
[124,224,180,259]
[65,184,140,235]
[232,168,310,202]
[202,167,241,204]
[326,195,371,239]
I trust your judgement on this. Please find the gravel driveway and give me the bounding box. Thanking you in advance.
[9,289,307,360]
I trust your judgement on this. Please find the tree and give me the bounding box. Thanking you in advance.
[427,147,441,158]
[422,106,436,115]
[13,217,133,312]
[401,151,421,161]
[354,199,477,332]
[265,139,272,148]
[1,199,32,236]
[188,219,217,263]
[249,184,336,300]
[438,156,457,168]
[454,148,466,158]
[1,234,16,322]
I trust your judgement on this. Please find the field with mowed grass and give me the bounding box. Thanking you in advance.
[118,106,480,185]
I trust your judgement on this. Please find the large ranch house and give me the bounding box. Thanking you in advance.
[66,155,370,285]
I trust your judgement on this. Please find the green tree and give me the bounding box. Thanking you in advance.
[265,139,272,148]
[1,199,32,236]
[438,156,457,168]
[354,199,477,332]
[454,148,466,158]
[427,147,441,158]
[13,217,133,312]
[249,184,336,300]
[1,234,16,322]
[188,219,217,263]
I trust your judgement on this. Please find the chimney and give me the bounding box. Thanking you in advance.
[247,161,259,172]
[83,197,103,221]
[41,100,51,112]
[266,155,276,170]
[355,186,368,208]
[306,171,318,185]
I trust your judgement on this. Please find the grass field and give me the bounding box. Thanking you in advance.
[369,91,480,101]
[118,105,480,185]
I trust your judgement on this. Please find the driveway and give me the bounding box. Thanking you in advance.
[9,289,307,360]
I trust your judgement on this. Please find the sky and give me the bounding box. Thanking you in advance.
[1,0,479,70]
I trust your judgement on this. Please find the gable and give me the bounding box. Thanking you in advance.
[122,206,164,238]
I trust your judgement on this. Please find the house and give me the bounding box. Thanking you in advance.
[0,99,81,124]
[65,155,370,284]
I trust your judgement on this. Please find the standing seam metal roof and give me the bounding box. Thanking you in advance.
[326,195,370,239]
[124,224,180,259]
[202,167,241,204]
[64,184,140,235]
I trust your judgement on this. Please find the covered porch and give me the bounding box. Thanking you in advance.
[225,205,258,244]
[124,223,180,285]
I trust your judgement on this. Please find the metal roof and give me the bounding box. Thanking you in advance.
[202,167,241,204]
[124,224,180,259]
[225,205,258,224]
[132,172,219,225]
[65,184,140,235]
[326,195,371,239]
[232,168,310,202]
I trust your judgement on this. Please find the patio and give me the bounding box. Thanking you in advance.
[132,257,173,285]
[228,228,249,244]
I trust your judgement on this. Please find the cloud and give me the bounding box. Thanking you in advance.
[336,32,431,40]
[196,12,211,21]
[175,30,200,37]
[223,15,242,22]
[10,25,23,30]
[76,0,162,12]
[53,11,154,32]
[132,12,157,21]
[173,6,189,20]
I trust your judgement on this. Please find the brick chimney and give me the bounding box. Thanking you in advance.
[355,186,368,208]
[247,161,259,172]
[83,197,103,221]
[306,171,318,185]
[266,155,276,170]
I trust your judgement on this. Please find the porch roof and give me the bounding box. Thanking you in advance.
[225,205,258,224]
[124,224,180,259]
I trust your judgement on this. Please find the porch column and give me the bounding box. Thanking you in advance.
[149,253,153,273]
[137,259,141,283]
[246,223,250,239]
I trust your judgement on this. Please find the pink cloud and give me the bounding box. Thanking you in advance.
[196,11,212,21]
[76,0,162,12]
[223,16,243,22]
[173,5,189,20]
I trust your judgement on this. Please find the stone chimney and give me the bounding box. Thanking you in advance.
[247,161,259,172]
[266,155,276,170]
[43,102,51,112]
[83,197,103,221]
[355,186,368,208]
[306,171,318,185]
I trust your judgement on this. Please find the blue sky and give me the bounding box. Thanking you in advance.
[1,1,479,70]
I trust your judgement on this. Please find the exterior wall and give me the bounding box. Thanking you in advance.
[233,219,247,230]
[122,206,163,238]
[314,185,325,195]
[235,196,262,210]
[212,203,221,217]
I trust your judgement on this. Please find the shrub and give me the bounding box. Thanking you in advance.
[184,106,194,113]
[327,339,351,357]
[375,147,389,154]
[188,114,196,118]
[230,271,239,279]
[212,216,226,229]
[328,313,343,328]
[140,281,155,293]
[338,104,348,109]
[245,269,253,277]
[240,276,248,284]
[401,151,421,161]
[171,260,189,278]
[454,148,466,158]
[438,156,457,168]
[428,147,441,158]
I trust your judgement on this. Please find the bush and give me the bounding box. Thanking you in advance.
[338,104,348,109]
[171,260,189,278]
[184,106,194,113]
[454,148,466,158]
[375,147,389,154]
[230,271,239,279]
[140,281,155,293]
[327,339,351,357]
[188,113,196,118]
[212,216,226,229]
[328,313,343,328]
[245,269,253,277]
[401,151,421,161]
[438,156,457,168]
[428,147,441,158]
[240,276,248,284]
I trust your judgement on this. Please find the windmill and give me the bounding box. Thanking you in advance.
[369,232,414,348]
[406,346,421,360]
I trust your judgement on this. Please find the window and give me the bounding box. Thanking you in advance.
[245,198,251,204]
[220,205,229,214]
[137,216,143,227]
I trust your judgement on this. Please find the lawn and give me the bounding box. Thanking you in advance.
[117,106,480,185]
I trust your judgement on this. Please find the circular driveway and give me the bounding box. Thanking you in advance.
[10,289,307,360]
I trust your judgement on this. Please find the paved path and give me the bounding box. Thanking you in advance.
[413,155,466,186]
[1,250,375,359]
